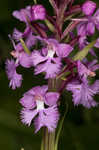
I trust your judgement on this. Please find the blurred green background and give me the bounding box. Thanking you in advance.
[1,0,99,150]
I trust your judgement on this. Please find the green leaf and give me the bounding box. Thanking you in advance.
[33,0,37,4]
[73,40,96,61]
[20,38,31,55]
[44,19,55,32]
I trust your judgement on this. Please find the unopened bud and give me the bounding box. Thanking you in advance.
[82,1,96,16]
[32,5,46,20]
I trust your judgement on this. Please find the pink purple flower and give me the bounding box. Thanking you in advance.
[20,85,60,132]
[5,59,22,90]
[87,59,99,71]
[12,5,46,41]
[31,38,73,78]
[12,6,32,23]
[12,5,46,23]
[77,60,96,79]
[77,8,99,36]
[66,79,99,108]
[9,34,34,68]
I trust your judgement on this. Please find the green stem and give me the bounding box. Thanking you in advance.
[55,103,68,150]
[49,131,55,150]
[41,72,64,150]
[41,129,44,150]
[44,128,49,150]
[44,19,55,32]
[33,0,37,4]
[41,79,57,150]
[42,128,55,150]
[41,128,49,150]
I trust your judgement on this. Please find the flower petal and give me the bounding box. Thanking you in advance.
[21,109,38,126]
[35,60,61,79]
[31,50,47,66]
[56,44,73,57]
[45,92,60,106]
[34,105,59,132]
[20,95,36,109]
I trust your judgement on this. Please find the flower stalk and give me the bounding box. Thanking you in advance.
[42,78,57,150]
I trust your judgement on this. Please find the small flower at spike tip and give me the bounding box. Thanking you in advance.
[12,5,46,23]
[31,38,73,78]
[5,59,22,90]
[82,1,96,16]
[20,85,60,132]
[12,5,46,40]
[32,5,46,20]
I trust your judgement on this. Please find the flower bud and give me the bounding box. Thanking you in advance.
[32,5,46,20]
[82,1,96,16]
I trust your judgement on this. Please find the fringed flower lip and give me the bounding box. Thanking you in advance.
[31,38,73,78]
[20,85,60,132]
[66,79,99,108]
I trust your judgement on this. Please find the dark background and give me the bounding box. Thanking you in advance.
[0,0,99,150]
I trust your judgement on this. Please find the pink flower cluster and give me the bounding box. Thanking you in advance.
[6,1,99,132]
